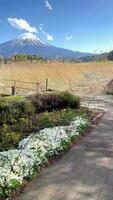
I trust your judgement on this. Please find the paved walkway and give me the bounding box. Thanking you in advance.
[16,95,113,200]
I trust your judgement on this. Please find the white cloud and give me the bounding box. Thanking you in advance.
[8,18,38,33]
[65,35,73,40]
[40,24,53,41]
[45,0,53,10]
[47,34,53,41]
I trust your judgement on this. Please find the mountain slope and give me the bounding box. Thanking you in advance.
[0,33,93,59]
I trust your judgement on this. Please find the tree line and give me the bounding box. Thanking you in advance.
[0,54,46,64]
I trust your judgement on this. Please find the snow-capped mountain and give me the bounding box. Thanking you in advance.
[15,33,46,46]
[0,33,93,58]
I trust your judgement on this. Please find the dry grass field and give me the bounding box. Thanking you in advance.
[0,61,113,95]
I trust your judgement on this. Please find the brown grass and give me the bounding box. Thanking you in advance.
[0,61,113,95]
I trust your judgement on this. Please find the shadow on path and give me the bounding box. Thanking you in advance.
[15,95,113,200]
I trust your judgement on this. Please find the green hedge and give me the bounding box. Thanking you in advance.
[28,91,80,112]
[58,91,80,108]
[0,96,35,124]
[0,92,80,124]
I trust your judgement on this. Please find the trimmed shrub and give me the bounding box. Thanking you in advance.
[58,91,80,108]
[28,91,80,113]
[0,96,35,124]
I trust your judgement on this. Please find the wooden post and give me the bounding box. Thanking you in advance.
[46,78,48,91]
[11,81,16,95]
[36,83,39,93]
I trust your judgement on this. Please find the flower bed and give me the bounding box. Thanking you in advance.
[0,116,88,198]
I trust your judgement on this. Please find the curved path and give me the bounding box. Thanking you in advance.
[15,95,113,200]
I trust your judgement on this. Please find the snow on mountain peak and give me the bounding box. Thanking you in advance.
[16,32,46,46]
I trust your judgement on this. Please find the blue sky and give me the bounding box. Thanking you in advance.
[0,0,113,52]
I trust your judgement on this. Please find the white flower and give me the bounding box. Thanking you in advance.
[0,116,88,196]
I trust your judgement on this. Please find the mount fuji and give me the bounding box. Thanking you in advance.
[0,33,93,59]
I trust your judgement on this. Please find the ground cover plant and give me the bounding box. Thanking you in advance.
[0,108,82,151]
[0,92,81,151]
[0,116,89,198]
[0,92,95,198]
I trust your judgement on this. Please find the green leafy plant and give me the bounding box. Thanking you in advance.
[0,96,35,125]
[0,124,21,150]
